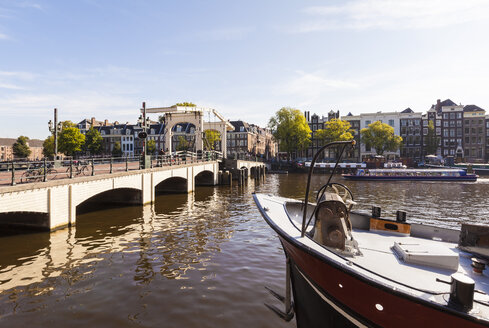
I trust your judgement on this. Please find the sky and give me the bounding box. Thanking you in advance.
[1,0,489,139]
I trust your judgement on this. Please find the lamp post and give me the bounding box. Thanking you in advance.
[138,102,151,168]
[48,108,62,160]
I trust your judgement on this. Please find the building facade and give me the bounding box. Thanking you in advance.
[463,105,486,163]
[0,138,44,161]
[226,121,276,159]
[399,108,423,163]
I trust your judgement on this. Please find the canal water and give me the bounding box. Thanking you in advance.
[1,174,489,327]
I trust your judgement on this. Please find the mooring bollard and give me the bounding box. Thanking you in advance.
[110,157,113,174]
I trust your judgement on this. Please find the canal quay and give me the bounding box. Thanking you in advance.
[1,173,489,327]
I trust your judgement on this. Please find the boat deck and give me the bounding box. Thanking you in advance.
[351,229,489,300]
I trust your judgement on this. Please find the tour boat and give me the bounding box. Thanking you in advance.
[342,168,478,182]
[254,140,489,327]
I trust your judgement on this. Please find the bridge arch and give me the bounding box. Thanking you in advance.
[0,211,50,233]
[171,122,197,152]
[164,112,203,154]
[203,128,222,152]
[155,177,188,194]
[77,188,143,214]
[195,170,214,186]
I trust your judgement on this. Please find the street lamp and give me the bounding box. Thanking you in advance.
[48,108,62,159]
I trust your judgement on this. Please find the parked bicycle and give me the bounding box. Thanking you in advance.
[21,163,58,183]
[66,160,89,176]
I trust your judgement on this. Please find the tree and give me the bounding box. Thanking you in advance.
[176,136,190,151]
[43,136,55,158]
[12,136,31,159]
[268,107,311,160]
[58,121,86,157]
[83,127,103,155]
[425,120,440,155]
[361,121,402,156]
[204,130,221,150]
[112,141,123,157]
[146,139,156,154]
[173,102,196,107]
[315,119,354,159]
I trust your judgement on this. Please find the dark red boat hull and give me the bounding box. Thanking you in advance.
[279,236,488,328]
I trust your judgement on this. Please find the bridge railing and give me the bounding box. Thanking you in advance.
[0,151,222,187]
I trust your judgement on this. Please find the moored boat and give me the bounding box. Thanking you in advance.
[343,168,478,181]
[254,140,489,327]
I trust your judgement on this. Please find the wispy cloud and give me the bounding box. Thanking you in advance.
[17,2,43,11]
[0,32,8,40]
[0,70,36,80]
[197,27,254,41]
[0,83,25,90]
[296,0,489,32]
[277,71,358,103]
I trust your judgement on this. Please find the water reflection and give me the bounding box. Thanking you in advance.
[1,174,487,327]
[0,189,237,316]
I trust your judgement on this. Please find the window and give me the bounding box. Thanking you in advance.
[365,120,371,126]
[414,119,420,126]
[443,121,449,127]
[443,113,449,119]
[465,128,469,134]
[456,121,462,127]
[436,120,441,127]
[465,120,470,125]
[436,128,441,135]
[450,113,455,119]
[457,113,462,119]
[388,119,394,127]
[423,120,428,126]
[240,126,244,132]
[401,120,407,126]
[423,128,428,135]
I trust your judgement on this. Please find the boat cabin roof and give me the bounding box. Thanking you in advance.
[363,168,466,173]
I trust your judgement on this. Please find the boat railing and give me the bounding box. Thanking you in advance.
[302,140,356,237]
